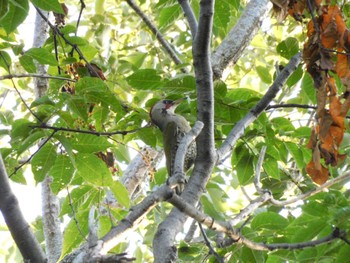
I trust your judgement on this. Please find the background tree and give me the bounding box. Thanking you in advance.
[0,0,350,262]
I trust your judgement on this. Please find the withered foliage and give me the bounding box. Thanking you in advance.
[273,0,350,184]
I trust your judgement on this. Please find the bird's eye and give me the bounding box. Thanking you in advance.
[163,100,173,104]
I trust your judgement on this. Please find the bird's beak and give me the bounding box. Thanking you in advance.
[173,97,187,105]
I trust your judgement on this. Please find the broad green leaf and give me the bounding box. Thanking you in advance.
[71,134,112,153]
[137,127,157,148]
[49,155,74,194]
[19,54,36,73]
[0,51,11,72]
[60,210,89,260]
[0,0,9,20]
[17,131,47,156]
[271,117,295,134]
[32,143,57,182]
[256,66,272,84]
[286,65,303,87]
[293,126,311,138]
[284,142,305,170]
[25,47,58,66]
[263,158,280,179]
[233,147,254,185]
[301,73,317,104]
[164,74,196,92]
[31,0,64,14]
[65,96,88,121]
[60,185,97,216]
[214,1,230,31]
[276,37,299,59]
[251,212,289,230]
[0,0,28,34]
[109,180,130,208]
[200,194,224,220]
[336,245,350,263]
[64,36,87,46]
[120,52,147,68]
[159,5,181,29]
[11,119,32,140]
[75,153,113,186]
[55,134,76,167]
[78,44,98,61]
[126,69,162,90]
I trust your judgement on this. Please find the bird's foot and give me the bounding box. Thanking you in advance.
[167,172,187,194]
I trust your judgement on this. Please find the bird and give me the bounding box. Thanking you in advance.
[150,99,196,192]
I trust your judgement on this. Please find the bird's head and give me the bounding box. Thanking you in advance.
[150,98,185,129]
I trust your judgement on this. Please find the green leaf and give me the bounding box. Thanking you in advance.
[233,147,254,185]
[256,66,272,84]
[214,1,230,30]
[71,134,112,153]
[301,73,317,104]
[0,0,28,34]
[0,0,9,20]
[159,4,181,29]
[31,0,64,14]
[75,153,113,186]
[32,143,58,182]
[263,158,280,179]
[60,210,89,260]
[271,117,295,134]
[49,155,74,194]
[284,142,305,170]
[25,47,58,66]
[126,69,162,90]
[109,181,130,208]
[286,65,303,87]
[19,54,37,73]
[65,96,88,121]
[0,51,11,72]
[11,119,32,140]
[276,37,300,59]
[251,211,289,230]
[17,131,47,156]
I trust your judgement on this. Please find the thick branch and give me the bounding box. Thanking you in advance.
[217,52,302,162]
[121,147,163,199]
[153,1,216,262]
[211,0,270,79]
[0,154,46,262]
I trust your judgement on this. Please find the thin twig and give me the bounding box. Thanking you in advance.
[34,7,100,78]
[125,0,187,73]
[254,146,266,194]
[0,53,43,123]
[0,74,75,82]
[30,123,150,136]
[9,130,57,177]
[67,187,88,242]
[198,223,224,263]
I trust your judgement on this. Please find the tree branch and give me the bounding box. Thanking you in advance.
[178,0,198,38]
[0,73,75,82]
[125,0,186,72]
[168,121,203,190]
[0,154,46,262]
[153,1,216,261]
[217,52,302,163]
[211,0,270,79]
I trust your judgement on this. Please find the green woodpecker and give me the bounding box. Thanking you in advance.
[150,99,196,186]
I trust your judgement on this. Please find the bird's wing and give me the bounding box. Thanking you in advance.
[163,121,182,176]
